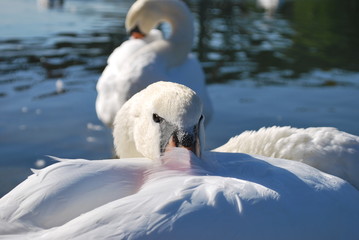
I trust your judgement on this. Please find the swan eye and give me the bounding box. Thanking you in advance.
[153,113,163,123]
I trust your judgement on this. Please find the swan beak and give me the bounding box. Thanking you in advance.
[129,26,146,39]
[165,129,201,158]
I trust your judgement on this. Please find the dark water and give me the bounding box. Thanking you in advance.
[1,0,359,196]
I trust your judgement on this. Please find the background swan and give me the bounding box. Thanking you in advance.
[1,82,359,239]
[215,126,359,190]
[96,0,212,127]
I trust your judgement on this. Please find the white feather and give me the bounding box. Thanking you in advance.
[1,150,359,239]
[0,158,152,234]
[214,126,359,189]
[46,155,69,162]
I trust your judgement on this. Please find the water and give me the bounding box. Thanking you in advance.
[0,0,358,197]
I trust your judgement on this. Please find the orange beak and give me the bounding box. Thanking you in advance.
[131,32,146,39]
[129,26,146,39]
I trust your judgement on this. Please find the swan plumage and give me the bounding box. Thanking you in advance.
[1,82,359,239]
[215,126,359,190]
[1,150,359,239]
[0,158,153,234]
[96,0,212,127]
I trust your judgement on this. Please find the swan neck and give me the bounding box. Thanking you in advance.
[160,1,194,66]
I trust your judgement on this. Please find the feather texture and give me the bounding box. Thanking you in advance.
[215,126,359,189]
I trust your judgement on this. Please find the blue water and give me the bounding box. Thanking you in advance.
[1,0,359,196]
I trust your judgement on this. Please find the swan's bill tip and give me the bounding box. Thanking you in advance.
[165,133,201,158]
[131,32,146,39]
[129,25,146,39]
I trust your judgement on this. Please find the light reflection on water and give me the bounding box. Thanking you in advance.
[0,0,358,196]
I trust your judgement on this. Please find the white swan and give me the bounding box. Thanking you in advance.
[1,82,359,239]
[96,0,212,127]
[215,126,359,190]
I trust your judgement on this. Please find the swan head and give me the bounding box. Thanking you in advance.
[126,0,163,39]
[113,81,204,161]
[125,0,193,41]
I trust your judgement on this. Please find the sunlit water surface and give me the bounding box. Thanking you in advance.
[0,0,358,196]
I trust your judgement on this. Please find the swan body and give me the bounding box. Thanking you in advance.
[1,150,359,239]
[0,157,153,234]
[1,82,359,239]
[96,0,212,127]
[215,126,359,190]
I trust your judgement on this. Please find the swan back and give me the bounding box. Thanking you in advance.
[215,126,359,189]
[0,158,153,233]
[3,150,359,239]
